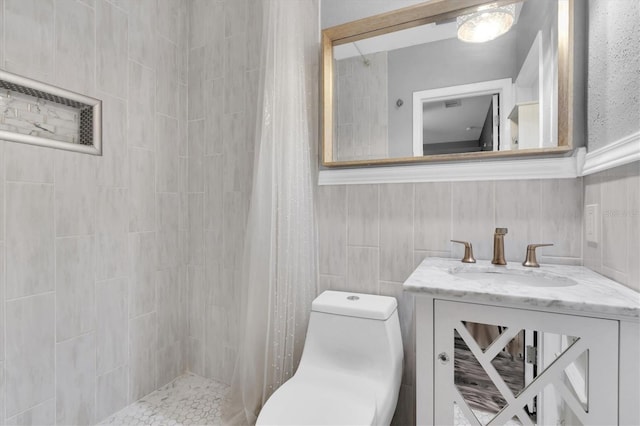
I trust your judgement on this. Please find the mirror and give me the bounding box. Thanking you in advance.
[322,0,574,167]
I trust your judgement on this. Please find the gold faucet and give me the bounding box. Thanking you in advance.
[451,240,476,263]
[492,228,508,265]
[522,244,554,267]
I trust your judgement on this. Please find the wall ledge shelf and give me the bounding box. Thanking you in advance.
[318,148,586,185]
[581,131,640,176]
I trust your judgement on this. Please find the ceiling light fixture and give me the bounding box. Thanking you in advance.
[457,3,516,43]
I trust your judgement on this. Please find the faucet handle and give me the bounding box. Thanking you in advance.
[495,227,508,235]
[522,244,554,267]
[451,240,476,263]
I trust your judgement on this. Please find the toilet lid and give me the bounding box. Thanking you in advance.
[256,379,376,426]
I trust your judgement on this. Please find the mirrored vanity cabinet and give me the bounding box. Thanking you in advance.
[404,258,640,426]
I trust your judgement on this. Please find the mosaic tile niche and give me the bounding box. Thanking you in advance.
[0,69,101,155]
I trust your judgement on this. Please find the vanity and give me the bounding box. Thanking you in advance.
[404,258,640,425]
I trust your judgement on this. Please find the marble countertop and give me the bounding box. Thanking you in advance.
[403,257,640,320]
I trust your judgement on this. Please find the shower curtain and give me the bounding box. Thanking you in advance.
[223,0,319,424]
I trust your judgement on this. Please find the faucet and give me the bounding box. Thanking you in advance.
[492,228,508,265]
[450,240,476,263]
[522,243,554,267]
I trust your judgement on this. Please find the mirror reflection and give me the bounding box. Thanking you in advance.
[330,0,559,162]
[421,93,499,155]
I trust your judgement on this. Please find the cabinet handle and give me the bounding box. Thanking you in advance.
[438,352,450,364]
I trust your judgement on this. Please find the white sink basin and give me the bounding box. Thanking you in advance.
[452,270,577,287]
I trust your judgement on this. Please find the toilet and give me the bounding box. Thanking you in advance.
[256,290,403,426]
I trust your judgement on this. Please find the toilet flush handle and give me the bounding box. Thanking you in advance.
[438,352,450,364]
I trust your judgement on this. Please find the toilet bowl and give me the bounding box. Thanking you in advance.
[256,290,403,426]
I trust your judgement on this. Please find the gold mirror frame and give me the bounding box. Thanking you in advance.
[322,0,574,167]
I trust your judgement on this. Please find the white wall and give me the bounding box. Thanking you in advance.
[0,0,189,423]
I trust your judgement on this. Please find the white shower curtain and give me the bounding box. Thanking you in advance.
[223,0,319,424]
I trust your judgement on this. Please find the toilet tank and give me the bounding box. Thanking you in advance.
[299,291,403,386]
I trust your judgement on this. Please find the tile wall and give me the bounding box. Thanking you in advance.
[584,163,640,292]
[317,178,584,424]
[186,0,262,385]
[334,52,389,161]
[0,0,189,423]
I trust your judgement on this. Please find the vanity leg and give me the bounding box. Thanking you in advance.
[619,320,640,426]
[416,296,434,425]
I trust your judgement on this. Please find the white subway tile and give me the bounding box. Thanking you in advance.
[318,185,347,276]
[495,180,542,262]
[223,35,247,114]
[129,148,156,232]
[5,144,54,184]
[380,184,414,282]
[129,232,157,318]
[55,150,97,237]
[156,37,178,118]
[347,185,379,247]
[128,0,158,68]
[6,399,54,426]
[96,366,128,422]
[128,62,156,151]
[451,181,495,261]
[156,115,179,192]
[129,313,157,401]
[541,178,583,258]
[56,333,96,425]
[55,0,95,95]
[414,182,451,253]
[56,236,96,341]
[157,268,181,348]
[96,0,128,97]
[346,246,379,294]
[6,183,54,298]
[5,293,55,417]
[96,278,128,375]
[5,0,54,81]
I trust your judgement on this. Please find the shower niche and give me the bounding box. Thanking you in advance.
[0,69,102,155]
[430,301,618,425]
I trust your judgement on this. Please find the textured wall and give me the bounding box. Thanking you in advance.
[186,0,262,385]
[317,178,583,424]
[587,0,640,151]
[0,0,189,423]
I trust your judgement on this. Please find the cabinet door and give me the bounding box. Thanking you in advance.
[434,300,618,425]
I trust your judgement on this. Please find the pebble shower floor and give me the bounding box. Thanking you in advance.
[99,374,229,426]
[99,373,521,425]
